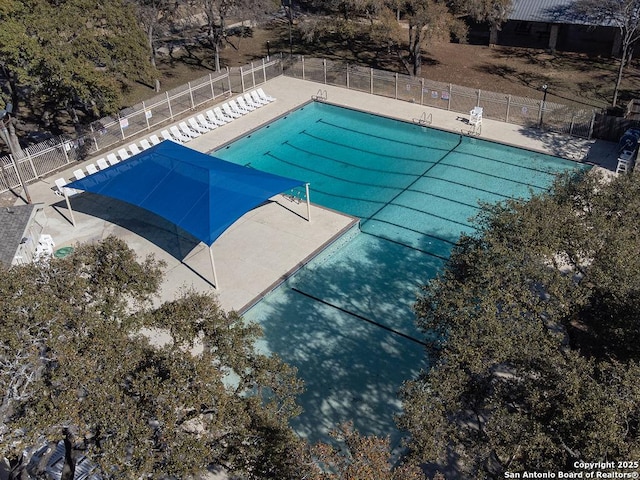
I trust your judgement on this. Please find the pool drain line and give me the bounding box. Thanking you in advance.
[290,287,429,347]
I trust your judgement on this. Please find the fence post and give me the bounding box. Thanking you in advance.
[569,113,575,136]
[588,111,596,140]
[117,114,126,140]
[506,95,511,123]
[251,62,256,88]
[346,63,350,89]
[448,84,452,111]
[370,68,374,94]
[394,73,398,99]
[90,125,99,152]
[240,67,245,93]
[477,89,481,107]
[188,82,195,108]
[302,56,305,81]
[323,59,327,84]
[227,66,232,94]
[166,92,173,120]
[420,78,424,105]
[25,149,37,180]
[60,137,69,163]
[262,58,267,84]
[142,101,151,130]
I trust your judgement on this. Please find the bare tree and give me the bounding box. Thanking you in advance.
[572,0,640,107]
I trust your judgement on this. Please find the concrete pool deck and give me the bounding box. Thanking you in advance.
[14,75,619,312]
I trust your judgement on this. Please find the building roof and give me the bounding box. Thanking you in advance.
[0,203,43,267]
[509,0,613,26]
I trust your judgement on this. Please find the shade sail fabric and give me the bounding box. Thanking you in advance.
[68,141,305,246]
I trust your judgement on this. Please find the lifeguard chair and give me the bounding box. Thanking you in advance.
[469,106,483,134]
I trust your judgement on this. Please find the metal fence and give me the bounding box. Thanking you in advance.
[1,53,598,196]
[282,56,597,140]
[0,57,284,195]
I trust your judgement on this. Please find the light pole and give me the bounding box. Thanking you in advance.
[539,84,548,129]
[0,104,32,203]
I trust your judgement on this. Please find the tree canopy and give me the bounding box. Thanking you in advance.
[0,0,153,141]
[0,236,311,479]
[400,170,640,477]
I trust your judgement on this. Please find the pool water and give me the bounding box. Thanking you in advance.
[214,102,588,445]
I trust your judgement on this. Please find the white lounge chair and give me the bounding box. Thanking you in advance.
[54,177,78,197]
[256,87,275,102]
[227,99,246,116]
[86,163,98,175]
[222,103,242,119]
[244,92,261,109]
[179,121,200,138]
[73,168,86,181]
[198,113,219,129]
[149,134,162,145]
[188,117,209,134]
[168,127,189,142]
[213,107,233,123]
[140,139,152,150]
[469,106,483,133]
[106,153,120,166]
[117,148,130,161]
[97,158,109,170]
[129,143,142,155]
[250,90,269,106]
[235,96,255,112]
[162,129,179,143]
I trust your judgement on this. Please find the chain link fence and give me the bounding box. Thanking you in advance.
[0,57,284,195]
[1,54,598,196]
[283,56,597,140]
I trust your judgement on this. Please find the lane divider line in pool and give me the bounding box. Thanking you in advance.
[395,188,482,211]
[299,130,445,163]
[437,162,550,191]
[362,136,464,229]
[359,229,452,262]
[378,202,474,229]
[454,148,564,176]
[264,152,409,191]
[361,218,459,246]
[316,118,454,150]
[283,140,427,176]
[290,287,429,347]
[421,175,514,200]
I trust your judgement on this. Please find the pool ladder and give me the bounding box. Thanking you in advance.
[413,111,432,126]
[312,89,328,102]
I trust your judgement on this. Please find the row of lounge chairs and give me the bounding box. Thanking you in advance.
[53,88,276,197]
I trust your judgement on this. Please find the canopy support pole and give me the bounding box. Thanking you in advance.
[305,183,311,222]
[208,245,219,289]
[64,190,76,227]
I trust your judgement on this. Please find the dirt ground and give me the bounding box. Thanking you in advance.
[123,20,639,113]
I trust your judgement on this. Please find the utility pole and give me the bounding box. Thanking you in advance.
[0,104,32,204]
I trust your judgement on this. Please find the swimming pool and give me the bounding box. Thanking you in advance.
[214,102,588,445]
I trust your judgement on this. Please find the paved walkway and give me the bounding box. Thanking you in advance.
[17,75,619,313]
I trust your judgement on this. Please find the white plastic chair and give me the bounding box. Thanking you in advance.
[86,163,98,175]
[54,177,78,196]
[73,168,86,181]
[236,96,255,112]
[106,153,120,166]
[257,88,275,102]
[97,158,109,170]
[129,143,142,155]
[198,113,219,129]
[250,90,269,106]
[117,148,130,161]
[188,117,209,134]
[228,99,246,116]
[140,139,152,150]
[213,107,233,123]
[168,126,189,142]
[149,135,161,145]
[179,121,200,138]
[244,92,261,109]
[222,103,242,119]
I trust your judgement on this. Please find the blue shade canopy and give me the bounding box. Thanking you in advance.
[68,141,305,246]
